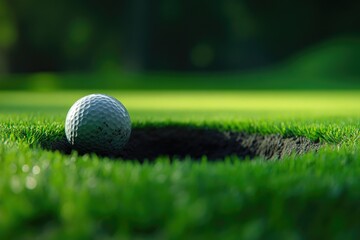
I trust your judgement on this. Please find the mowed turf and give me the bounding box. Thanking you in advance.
[1,90,360,239]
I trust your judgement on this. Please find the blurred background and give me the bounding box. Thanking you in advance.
[0,0,359,89]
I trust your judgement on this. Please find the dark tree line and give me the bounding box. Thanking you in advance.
[1,0,360,73]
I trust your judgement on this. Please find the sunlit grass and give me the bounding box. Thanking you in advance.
[1,90,360,238]
[1,90,360,116]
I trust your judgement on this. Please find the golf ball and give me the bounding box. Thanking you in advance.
[65,94,131,155]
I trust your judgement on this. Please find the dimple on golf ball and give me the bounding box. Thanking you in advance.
[65,94,131,155]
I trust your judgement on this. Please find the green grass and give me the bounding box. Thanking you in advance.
[1,90,360,239]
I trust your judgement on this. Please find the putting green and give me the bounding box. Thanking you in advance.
[1,90,360,117]
[1,90,360,239]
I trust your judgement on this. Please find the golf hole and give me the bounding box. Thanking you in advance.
[42,126,321,161]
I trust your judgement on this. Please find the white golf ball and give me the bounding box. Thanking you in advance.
[65,94,131,155]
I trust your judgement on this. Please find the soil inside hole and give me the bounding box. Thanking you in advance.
[42,126,321,161]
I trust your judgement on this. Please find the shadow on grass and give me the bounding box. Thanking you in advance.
[40,126,321,162]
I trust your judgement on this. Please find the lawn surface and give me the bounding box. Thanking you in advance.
[1,90,360,239]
